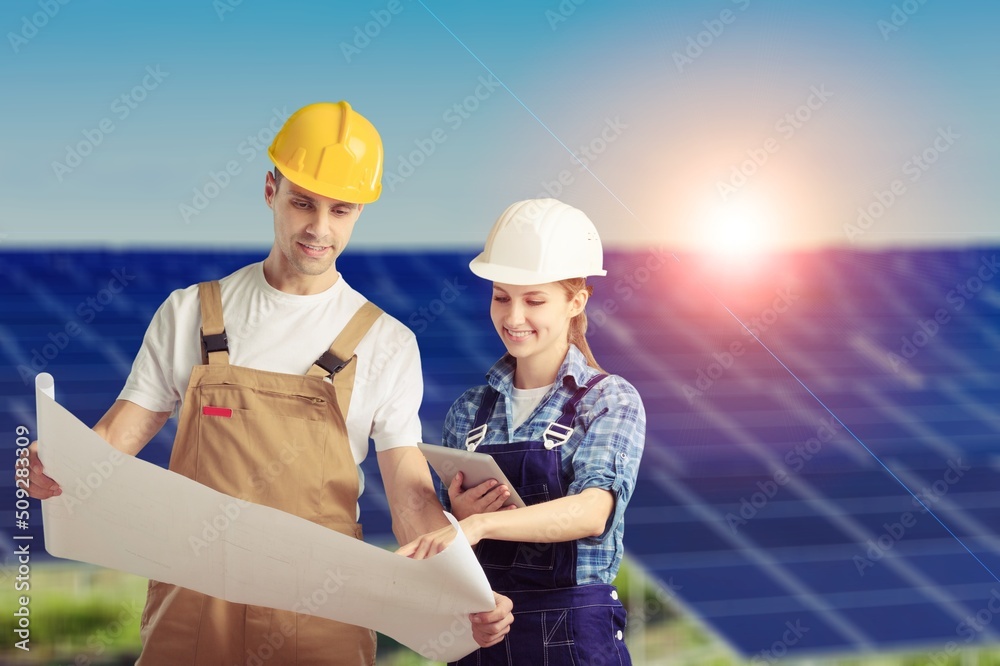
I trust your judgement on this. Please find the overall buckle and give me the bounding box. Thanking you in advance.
[201,329,228,354]
[543,422,574,450]
[315,351,351,375]
[465,424,487,451]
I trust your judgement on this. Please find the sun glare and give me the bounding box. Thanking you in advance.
[701,197,776,259]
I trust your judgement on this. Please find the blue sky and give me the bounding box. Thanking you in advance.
[3,0,998,251]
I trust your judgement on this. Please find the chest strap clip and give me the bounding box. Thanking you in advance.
[465,424,487,451]
[543,422,574,450]
[315,350,351,375]
[201,329,229,354]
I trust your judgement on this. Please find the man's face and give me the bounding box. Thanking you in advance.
[264,172,363,277]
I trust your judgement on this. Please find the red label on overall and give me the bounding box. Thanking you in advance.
[202,406,233,418]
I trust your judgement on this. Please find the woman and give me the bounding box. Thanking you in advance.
[400,198,646,665]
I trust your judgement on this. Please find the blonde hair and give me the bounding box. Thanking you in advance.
[558,277,605,372]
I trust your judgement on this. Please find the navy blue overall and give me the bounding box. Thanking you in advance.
[454,375,631,666]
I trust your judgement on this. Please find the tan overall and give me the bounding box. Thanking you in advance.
[138,281,382,666]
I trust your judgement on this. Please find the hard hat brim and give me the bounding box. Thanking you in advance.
[469,254,606,285]
[268,146,381,204]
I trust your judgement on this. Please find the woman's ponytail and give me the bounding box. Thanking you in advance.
[560,278,605,372]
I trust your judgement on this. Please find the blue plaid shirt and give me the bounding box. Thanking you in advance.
[438,345,645,585]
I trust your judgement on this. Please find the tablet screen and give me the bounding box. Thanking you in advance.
[417,443,526,508]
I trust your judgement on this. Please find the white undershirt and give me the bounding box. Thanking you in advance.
[509,383,555,430]
[118,262,423,471]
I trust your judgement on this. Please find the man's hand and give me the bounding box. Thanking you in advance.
[471,592,514,648]
[448,472,517,520]
[21,399,169,500]
[24,442,61,499]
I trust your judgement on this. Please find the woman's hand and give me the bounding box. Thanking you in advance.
[396,525,458,560]
[396,515,489,559]
[448,472,518,520]
[396,523,458,559]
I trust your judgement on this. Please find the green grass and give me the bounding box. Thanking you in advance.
[3,560,999,665]
[1,562,146,665]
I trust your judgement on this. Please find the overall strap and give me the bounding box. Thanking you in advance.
[556,374,608,427]
[543,374,608,449]
[306,301,384,420]
[198,281,229,366]
[466,387,501,450]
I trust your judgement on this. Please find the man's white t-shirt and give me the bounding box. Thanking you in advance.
[118,262,423,499]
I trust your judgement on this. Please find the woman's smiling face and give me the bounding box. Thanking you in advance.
[490,282,585,369]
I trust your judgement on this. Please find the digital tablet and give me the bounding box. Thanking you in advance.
[417,443,526,508]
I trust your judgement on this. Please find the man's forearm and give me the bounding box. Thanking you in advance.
[93,399,171,456]
[377,446,450,545]
[393,484,450,544]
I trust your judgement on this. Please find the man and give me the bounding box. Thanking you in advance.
[26,101,513,664]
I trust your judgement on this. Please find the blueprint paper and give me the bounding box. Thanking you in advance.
[35,373,493,662]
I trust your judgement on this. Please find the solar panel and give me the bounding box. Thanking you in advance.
[588,249,1000,658]
[1,248,997,659]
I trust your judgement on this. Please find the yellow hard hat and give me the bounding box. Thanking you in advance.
[267,101,383,204]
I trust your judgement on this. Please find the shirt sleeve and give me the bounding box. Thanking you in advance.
[117,290,186,414]
[434,388,474,511]
[567,375,646,542]
[437,405,458,511]
[369,325,424,452]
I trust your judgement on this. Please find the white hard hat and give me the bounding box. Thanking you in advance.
[470,199,607,285]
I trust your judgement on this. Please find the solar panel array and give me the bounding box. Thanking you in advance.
[1,248,998,658]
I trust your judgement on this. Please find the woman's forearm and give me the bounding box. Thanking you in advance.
[464,487,614,545]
